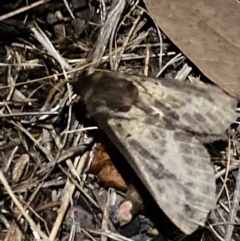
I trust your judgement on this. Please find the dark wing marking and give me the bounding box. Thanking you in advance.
[126,73,238,140]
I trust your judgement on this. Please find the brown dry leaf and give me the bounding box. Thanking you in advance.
[144,0,240,99]
[12,154,29,183]
[89,143,127,191]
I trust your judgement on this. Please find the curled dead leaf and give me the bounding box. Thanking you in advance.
[88,143,127,191]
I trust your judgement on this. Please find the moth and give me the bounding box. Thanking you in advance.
[71,70,238,235]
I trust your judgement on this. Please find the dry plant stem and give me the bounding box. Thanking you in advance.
[126,30,150,51]
[0,51,176,91]
[209,192,230,237]
[144,46,150,76]
[80,229,96,241]
[66,159,82,182]
[69,226,76,241]
[58,165,100,209]
[31,27,72,72]
[224,160,240,240]
[4,221,22,241]
[61,126,98,135]
[3,146,18,172]
[66,121,84,148]
[88,0,126,74]
[156,24,163,74]
[113,9,144,71]
[0,70,69,90]
[101,189,115,241]
[0,63,42,67]
[131,15,148,39]
[0,111,58,117]
[216,139,231,201]
[38,138,94,174]
[218,201,230,226]
[0,171,49,241]
[41,79,69,111]
[136,5,163,74]
[109,0,139,67]
[1,63,17,115]
[208,222,225,241]
[61,83,73,144]
[100,0,107,23]
[9,182,43,232]
[157,53,184,77]
[175,63,192,81]
[45,90,74,177]
[0,101,28,107]
[10,121,55,163]
[63,0,75,19]
[86,229,134,241]
[220,176,231,212]
[215,161,239,179]
[64,43,169,63]
[49,151,89,241]
[24,184,48,225]
[6,67,16,102]
[0,0,50,21]
[211,221,238,226]
[60,94,73,149]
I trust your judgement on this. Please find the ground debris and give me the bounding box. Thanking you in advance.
[0,1,239,241]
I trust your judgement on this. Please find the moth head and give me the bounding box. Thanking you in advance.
[71,72,102,103]
[72,71,139,113]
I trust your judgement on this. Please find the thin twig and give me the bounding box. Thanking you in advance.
[0,0,51,21]
[88,0,126,74]
[49,151,89,241]
[224,142,240,241]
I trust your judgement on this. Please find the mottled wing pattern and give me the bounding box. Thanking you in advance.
[93,108,215,235]
[72,70,238,235]
[113,72,239,140]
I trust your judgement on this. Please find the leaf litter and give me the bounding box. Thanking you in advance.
[0,0,239,241]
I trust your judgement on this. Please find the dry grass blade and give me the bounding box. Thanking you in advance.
[88,0,126,74]
[0,0,51,21]
[49,152,89,241]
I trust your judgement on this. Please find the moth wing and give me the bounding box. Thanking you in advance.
[72,71,217,234]
[93,112,216,235]
[118,71,238,137]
